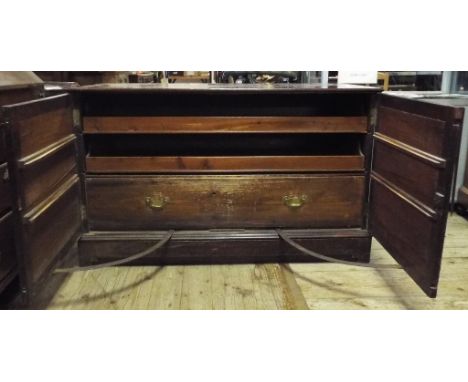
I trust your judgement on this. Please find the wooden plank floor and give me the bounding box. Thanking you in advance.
[48,214,468,310]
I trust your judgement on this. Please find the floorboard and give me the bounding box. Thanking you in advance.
[47,214,468,310]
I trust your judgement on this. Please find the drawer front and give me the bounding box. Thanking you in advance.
[0,163,12,214]
[18,137,77,210]
[0,212,16,282]
[87,175,365,230]
[23,176,82,283]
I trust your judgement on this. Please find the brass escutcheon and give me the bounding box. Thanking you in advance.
[145,193,169,209]
[283,194,307,209]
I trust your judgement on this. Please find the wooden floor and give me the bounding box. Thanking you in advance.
[48,214,468,309]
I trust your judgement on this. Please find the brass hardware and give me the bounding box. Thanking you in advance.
[283,194,307,209]
[145,194,169,209]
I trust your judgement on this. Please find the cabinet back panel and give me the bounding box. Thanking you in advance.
[86,133,363,157]
[82,93,371,117]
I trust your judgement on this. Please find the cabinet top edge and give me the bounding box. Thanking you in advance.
[70,83,382,94]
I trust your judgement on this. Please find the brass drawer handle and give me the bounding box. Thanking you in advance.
[283,194,307,209]
[145,194,169,209]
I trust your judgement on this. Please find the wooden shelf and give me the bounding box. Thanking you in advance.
[86,155,364,173]
[83,116,368,134]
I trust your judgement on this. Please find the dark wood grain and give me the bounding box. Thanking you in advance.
[86,155,365,173]
[370,180,440,297]
[2,92,84,308]
[17,137,77,209]
[372,141,443,209]
[370,93,464,298]
[0,85,42,109]
[377,106,446,156]
[0,80,44,299]
[86,175,365,230]
[83,116,368,134]
[379,93,464,121]
[22,175,82,283]
[374,133,446,168]
[4,94,73,158]
[79,229,371,265]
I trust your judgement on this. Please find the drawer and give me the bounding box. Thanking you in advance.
[0,211,16,283]
[0,163,12,214]
[22,175,82,283]
[17,136,77,210]
[86,175,365,230]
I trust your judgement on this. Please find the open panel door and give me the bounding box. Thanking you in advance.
[370,94,464,297]
[1,93,84,308]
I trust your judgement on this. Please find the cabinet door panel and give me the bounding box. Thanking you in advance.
[371,95,463,297]
[372,140,443,208]
[1,94,83,307]
[0,126,7,163]
[0,163,11,214]
[377,105,447,156]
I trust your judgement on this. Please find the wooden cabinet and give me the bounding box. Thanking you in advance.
[0,74,44,299]
[0,83,464,307]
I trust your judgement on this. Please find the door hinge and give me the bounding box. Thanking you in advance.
[2,166,9,182]
[73,108,81,129]
[369,107,378,127]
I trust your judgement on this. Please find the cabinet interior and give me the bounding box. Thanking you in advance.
[85,133,366,173]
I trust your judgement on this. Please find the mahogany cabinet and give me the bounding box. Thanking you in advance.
[0,83,464,308]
